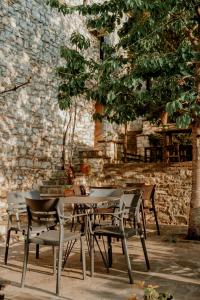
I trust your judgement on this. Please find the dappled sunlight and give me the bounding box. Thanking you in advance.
[0,0,200,299]
[0,0,96,205]
[0,226,200,299]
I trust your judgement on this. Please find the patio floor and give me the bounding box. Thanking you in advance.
[0,225,200,300]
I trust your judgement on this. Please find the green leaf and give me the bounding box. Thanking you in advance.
[176,114,191,128]
[70,32,90,50]
[107,91,116,103]
[48,0,197,128]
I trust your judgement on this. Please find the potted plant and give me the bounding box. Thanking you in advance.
[144,286,173,300]
[63,185,74,197]
[80,160,91,176]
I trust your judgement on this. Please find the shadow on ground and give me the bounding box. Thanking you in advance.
[0,224,200,300]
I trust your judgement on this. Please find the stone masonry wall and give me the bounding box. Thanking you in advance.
[0,0,98,237]
[86,161,192,225]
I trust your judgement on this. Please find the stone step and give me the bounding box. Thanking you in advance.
[41,184,69,188]
[40,193,63,198]
[75,172,86,177]
[104,163,124,169]
[42,178,70,186]
[52,170,67,178]
[42,173,86,186]
[40,185,66,194]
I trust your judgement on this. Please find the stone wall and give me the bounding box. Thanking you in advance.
[0,0,98,237]
[86,161,192,225]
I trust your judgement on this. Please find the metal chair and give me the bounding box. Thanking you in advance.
[21,198,87,296]
[89,187,122,224]
[89,190,150,284]
[126,183,160,237]
[4,190,41,265]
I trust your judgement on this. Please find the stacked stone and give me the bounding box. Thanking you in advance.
[0,0,99,238]
[86,161,192,225]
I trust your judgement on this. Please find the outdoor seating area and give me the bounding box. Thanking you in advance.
[0,224,200,300]
[144,128,192,163]
[1,0,200,299]
[0,186,199,299]
[2,188,150,295]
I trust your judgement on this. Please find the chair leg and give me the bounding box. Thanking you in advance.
[62,240,76,270]
[107,236,112,268]
[36,244,39,259]
[140,236,150,270]
[141,205,147,239]
[94,236,109,272]
[53,246,57,275]
[90,234,94,277]
[21,241,30,288]
[4,229,11,265]
[121,239,125,255]
[80,236,86,280]
[56,243,63,296]
[152,207,160,235]
[122,238,133,284]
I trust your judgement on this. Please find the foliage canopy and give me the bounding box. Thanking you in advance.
[48,0,200,128]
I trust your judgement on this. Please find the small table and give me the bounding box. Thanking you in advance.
[60,196,120,269]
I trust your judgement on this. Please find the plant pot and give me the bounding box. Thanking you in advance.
[160,111,168,125]
[80,163,90,176]
[63,189,74,197]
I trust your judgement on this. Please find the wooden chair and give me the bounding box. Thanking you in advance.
[21,198,87,296]
[89,190,150,284]
[141,184,160,237]
[166,143,180,163]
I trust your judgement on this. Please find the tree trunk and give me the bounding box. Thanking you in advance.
[188,57,200,239]
[62,108,72,170]
[160,111,168,125]
[188,123,200,239]
[123,122,128,162]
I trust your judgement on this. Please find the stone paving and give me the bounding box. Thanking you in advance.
[0,225,200,300]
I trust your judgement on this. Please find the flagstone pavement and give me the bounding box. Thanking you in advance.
[0,225,200,300]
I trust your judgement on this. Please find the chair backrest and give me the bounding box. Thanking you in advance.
[7,190,40,206]
[125,183,156,209]
[7,190,40,213]
[6,190,40,230]
[7,192,27,214]
[126,183,144,188]
[119,189,143,223]
[142,184,156,208]
[26,198,62,228]
[24,190,40,199]
[89,187,122,197]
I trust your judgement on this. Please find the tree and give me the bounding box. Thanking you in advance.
[48,0,200,239]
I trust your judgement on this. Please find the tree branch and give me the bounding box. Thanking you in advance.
[0,77,31,95]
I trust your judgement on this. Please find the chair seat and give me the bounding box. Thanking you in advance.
[29,230,81,246]
[94,226,137,238]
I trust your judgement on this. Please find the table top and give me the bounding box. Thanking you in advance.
[60,196,120,205]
